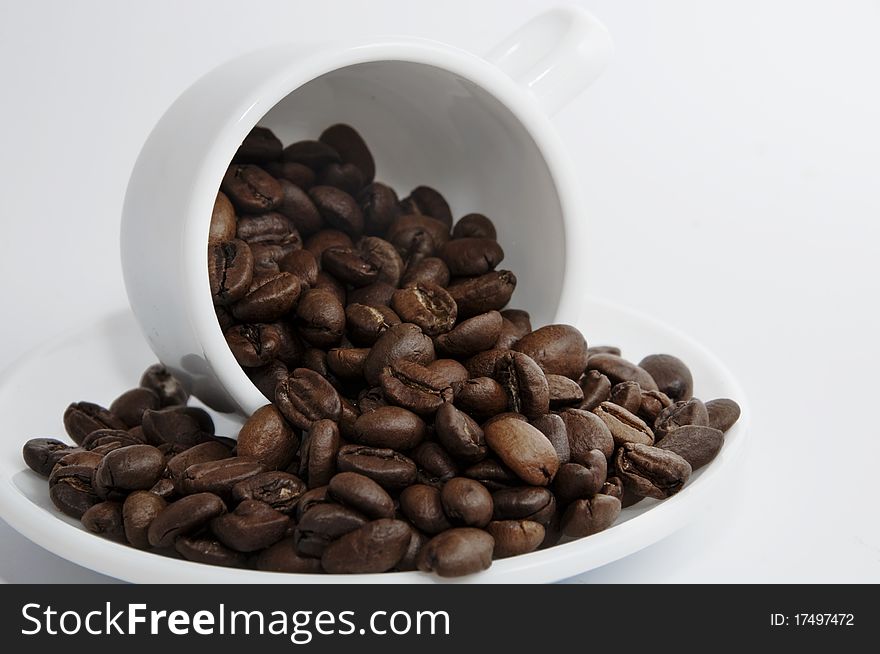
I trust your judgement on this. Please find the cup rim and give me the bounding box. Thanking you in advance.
[184,37,587,417]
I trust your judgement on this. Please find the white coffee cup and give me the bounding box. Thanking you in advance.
[121,7,613,418]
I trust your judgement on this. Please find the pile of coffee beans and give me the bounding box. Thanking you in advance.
[22,124,741,577]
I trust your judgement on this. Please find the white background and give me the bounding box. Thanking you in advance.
[0,0,877,583]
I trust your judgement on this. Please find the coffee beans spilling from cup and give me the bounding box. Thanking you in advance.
[22,124,740,577]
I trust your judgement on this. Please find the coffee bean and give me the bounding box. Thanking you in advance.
[236,212,294,244]
[294,486,330,522]
[346,280,396,307]
[232,471,306,514]
[51,450,102,478]
[706,398,741,433]
[295,288,346,348]
[428,359,469,386]
[553,451,607,505]
[142,406,214,447]
[417,528,494,577]
[336,445,417,490]
[49,464,100,518]
[578,370,611,411]
[654,398,709,440]
[234,126,282,163]
[609,381,642,414]
[175,535,248,567]
[447,270,516,319]
[357,236,405,287]
[465,348,507,378]
[639,354,694,402]
[657,424,724,470]
[317,163,365,196]
[81,501,126,542]
[400,484,452,534]
[231,271,301,323]
[63,401,127,446]
[358,182,399,235]
[530,414,570,465]
[434,403,487,464]
[400,186,453,227]
[452,213,496,240]
[487,520,544,558]
[363,322,436,386]
[319,124,376,183]
[328,472,395,519]
[638,389,673,424]
[435,310,502,357]
[326,347,369,379]
[345,303,400,346]
[452,377,508,419]
[491,486,556,526]
[122,491,167,549]
[256,537,324,573]
[464,458,521,492]
[276,179,323,236]
[178,457,265,498]
[587,353,658,391]
[275,367,342,431]
[308,186,363,236]
[401,256,450,288]
[305,228,353,261]
[411,442,459,488]
[265,162,317,191]
[593,401,655,446]
[561,494,621,538]
[210,499,288,552]
[440,477,493,528]
[353,405,426,450]
[440,238,504,277]
[484,416,559,486]
[558,408,614,461]
[601,476,624,500]
[140,364,189,407]
[395,526,429,572]
[298,419,341,489]
[109,388,160,428]
[379,359,452,415]
[513,324,588,380]
[322,246,378,286]
[283,140,341,169]
[321,519,411,574]
[278,248,318,286]
[237,404,299,470]
[210,191,237,243]
[221,164,283,213]
[148,492,226,548]
[225,323,282,367]
[391,283,457,336]
[294,503,367,557]
[22,438,76,477]
[93,444,165,498]
[615,443,692,499]
[547,375,584,409]
[494,351,550,418]
[167,441,232,489]
[313,270,348,305]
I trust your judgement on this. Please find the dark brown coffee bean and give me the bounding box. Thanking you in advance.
[401,256,450,288]
[221,164,283,213]
[452,213,496,240]
[236,211,294,244]
[275,178,323,236]
[319,123,376,182]
[435,310,502,357]
[434,403,487,464]
[314,271,348,307]
[51,451,102,478]
[363,322,436,386]
[513,324,588,380]
[93,444,165,498]
[275,368,342,430]
[322,246,378,286]
[81,428,144,452]
[278,248,318,286]
[234,126,282,163]
[387,214,449,259]
[530,414,570,465]
[210,499,288,552]
[140,364,189,407]
[81,501,126,542]
[391,283,457,336]
[428,359,469,386]
[209,240,255,306]
[326,347,369,379]
[601,476,624,500]
[441,477,493,528]
[328,471,395,519]
[175,535,248,567]
[122,491,167,549]
[408,442,455,487]
[308,186,363,236]
[399,484,452,534]
[147,492,226,548]
[615,442,692,499]
[440,238,504,277]
[63,402,127,446]
[357,386,387,414]
[594,401,654,446]
[465,348,507,378]
[283,140,341,169]
[639,354,694,402]
[547,375,584,409]
[484,415,559,486]
[639,389,673,424]
[654,398,709,440]
[417,528,494,577]
[225,323,282,367]
[321,518,411,574]
[464,458,521,492]
[561,494,621,538]
[317,162,365,196]
[336,445,417,490]
[294,485,330,522]
[379,359,452,416]
[305,229,353,260]
[299,419,341,489]
[358,236,405,287]
[558,408,615,461]
[401,186,453,227]
[231,272,301,323]
[346,280,395,307]
[265,161,317,191]
[209,191,237,244]
[345,303,400,346]
[22,438,76,477]
[294,503,367,557]
[494,351,550,418]
[447,270,516,319]
[553,451,607,505]
[487,520,544,558]
[237,404,299,470]
[256,537,324,573]
[657,425,724,470]
[499,308,531,334]
[452,377,508,419]
[295,288,346,348]
[353,405,426,450]
[232,471,306,514]
[178,457,265,498]
[358,182,399,235]
[49,463,100,518]
[609,381,642,414]
[706,398,741,433]
[395,526,429,572]
[142,406,214,447]
[493,318,520,350]
[109,388,160,428]
[587,353,658,391]
[578,370,612,410]
[164,442,229,489]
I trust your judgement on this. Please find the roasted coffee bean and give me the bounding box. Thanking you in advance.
[51,451,103,478]
[609,381,642,414]
[93,445,165,498]
[210,191,237,243]
[558,408,615,461]
[267,160,317,189]
[294,486,330,522]
[447,270,516,319]
[654,398,709,440]
[147,492,226,548]
[178,457,265,498]
[295,288,346,348]
[587,345,622,358]
[338,397,359,439]
[400,186,453,227]
[345,303,401,346]
[561,494,621,538]
[299,419,341,488]
[391,283,457,336]
[464,458,520,491]
[587,353,658,391]
[491,486,556,526]
[81,501,126,542]
[322,246,378,286]
[615,443,692,499]
[175,535,247,567]
[234,126,282,163]
[237,404,299,470]
[363,322,435,386]
[435,311,502,357]
[434,403,487,464]
[336,445,417,490]
[81,429,142,451]
[278,248,318,286]
[396,526,429,572]
[465,348,507,379]
[328,472,394,519]
[294,503,367,557]
[283,140,341,169]
[452,213,496,240]
[357,386,387,414]
[319,124,375,183]
[379,359,452,415]
[358,182,399,235]
[109,388,160,428]
[530,414,570,465]
[401,256,450,288]
[271,322,305,367]
[314,270,348,305]
[494,351,550,418]
[236,212,293,244]
[210,499,288,552]
[275,179,323,235]
[513,324,588,380]
[500,309,531,334]
[494,319,522,350]
[256,537,324,573]
[308,186,363,236]
[225,323,282,367]
[547,375,584,409]
[317,162,365,196]
[429,359,469,386]
[484,415,559,486]
[578,370,611,411]
[639,389,673,424]
[221,164,283,213]
[487,520,544,558]
[553,452,607,505]
[305,228,353,260]
[441,477,493,528]
[417,528,494,577]
[63,402,127,446]
[353,405,426,450]
[140,364,189,407]
[122,491,167,549]
[411,442,458,487]
[232,471,306,514]
[601,476,624,500]
[452,377,508,419]
[231,271,301,323]
[275,367,342,430]
[49,464,100,518]
[347,281,396,307]
[657,425,724,470]
[706,398,741,433]
[358,236,405,287]
[639,354,693,402]
[321,519,411,574]
[249,243,290,273]
[399,484,452,534]
[388,213,449,257]
[167,441,232,488]
[22,438,76,477]
[440,238,504,277]
[326,347,369,379]
[594,401,654,446]
[142,406,214,447]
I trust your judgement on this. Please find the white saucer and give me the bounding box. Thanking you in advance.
[0,299,748,583]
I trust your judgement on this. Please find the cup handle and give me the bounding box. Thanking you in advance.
[485,7,613,116]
